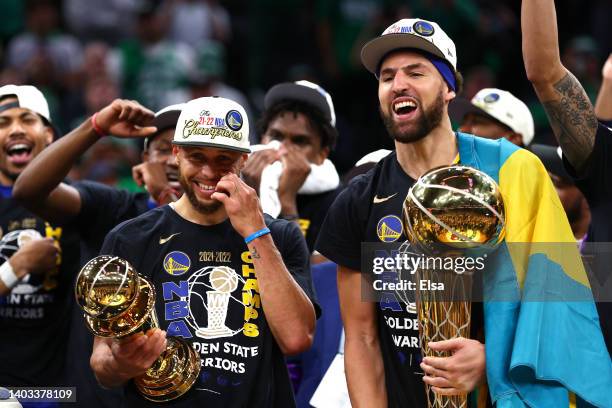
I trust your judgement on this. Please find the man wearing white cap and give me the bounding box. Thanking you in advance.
[450,88,535,147]
[316,16,610,408]
[0,85,68,391]
[90,96,317,407]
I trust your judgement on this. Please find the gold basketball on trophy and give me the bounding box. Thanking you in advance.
[75,255,200,402]
[402,165,505,408]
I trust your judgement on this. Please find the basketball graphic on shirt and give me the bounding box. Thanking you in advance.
[209,266,238,293]
[185,265,248,340]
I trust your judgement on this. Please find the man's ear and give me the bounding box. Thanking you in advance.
[238,153,249,171]
[444,85,456,103]
[315,146,330,165]
[44,126,54,146]
[506,132,524,147]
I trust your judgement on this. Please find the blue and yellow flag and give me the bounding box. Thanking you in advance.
[457,133,611,408]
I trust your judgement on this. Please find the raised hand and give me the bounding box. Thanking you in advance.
[95,99,157,139]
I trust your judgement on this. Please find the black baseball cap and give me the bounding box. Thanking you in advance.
[264,80,336,127]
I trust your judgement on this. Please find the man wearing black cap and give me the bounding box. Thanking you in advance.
[530,144,590,241]
[243,80,341,253]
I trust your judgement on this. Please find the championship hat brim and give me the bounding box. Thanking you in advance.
[449,97,505,128]
[172,140,250,153]
[361,33,448,75]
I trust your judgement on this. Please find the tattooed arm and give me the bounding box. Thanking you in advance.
[521,0,598,173]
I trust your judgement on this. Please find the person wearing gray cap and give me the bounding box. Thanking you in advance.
[90,96,317,407]
[450,88,535,147]
[315,15,609,408]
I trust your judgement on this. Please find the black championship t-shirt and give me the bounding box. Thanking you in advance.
[315,153,425,407]
[0,187,81,387]
[563,123,612,355]
[315,152,487,408]
[100,205,317,408]
[296,187,343,252]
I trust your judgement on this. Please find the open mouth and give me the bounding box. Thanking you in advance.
[393,99,418,116]
[6,143,34,166]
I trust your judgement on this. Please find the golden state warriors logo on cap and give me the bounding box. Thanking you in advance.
[377,215,403,243]
[163,251,191,276]
[226,110,243,131]
[484,93,500,103]
[413,20,435,37]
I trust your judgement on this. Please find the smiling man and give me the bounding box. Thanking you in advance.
[315,18,610,407]
[91,96,318,407]
[0,85,73,393]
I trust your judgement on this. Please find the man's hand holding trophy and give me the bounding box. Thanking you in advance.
[75,255,200,402]
[402,165,506,407]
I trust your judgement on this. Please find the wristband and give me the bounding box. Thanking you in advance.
[244,227,271,244]
[0,261,19,289]
[91,112,106,137]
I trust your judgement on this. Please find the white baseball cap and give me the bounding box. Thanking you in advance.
[0,84,51,124]
[361,18,457,75]
[173,96,250,153]
[264,80,336,127]
[450,88,535,145]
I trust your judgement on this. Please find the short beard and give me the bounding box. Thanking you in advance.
[380,88,445,144]
[179,173,223,214]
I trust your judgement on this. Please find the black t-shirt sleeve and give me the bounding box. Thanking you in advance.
[75,180,150,245]
[315,179,367,271]
[274,219,321,318]
[563,123,612,203]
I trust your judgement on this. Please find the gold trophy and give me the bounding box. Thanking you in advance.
[75,255,201,402]
[402,165,505,408]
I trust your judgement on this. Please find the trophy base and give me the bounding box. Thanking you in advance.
[195,326,233,339]
[135,337,201,402]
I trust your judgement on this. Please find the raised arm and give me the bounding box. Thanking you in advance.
[521,0,598,172]
[337,265,387,407]
[213,173,316,355]
[13,99,155,223]
[595,54,612,122]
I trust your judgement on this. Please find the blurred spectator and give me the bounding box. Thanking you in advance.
[114,2,194,111]
[6,0,82,90]
[561,36,601,101]
[188,40,255,142]
[0,0,25,43]
[163,0,231,48]
[63,0,141,44]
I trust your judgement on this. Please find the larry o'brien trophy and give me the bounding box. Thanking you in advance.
[402,165,505,408]
[75,255,200,402]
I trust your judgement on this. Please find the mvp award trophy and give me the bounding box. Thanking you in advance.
[75,255,200,402]
[402,165,505,408]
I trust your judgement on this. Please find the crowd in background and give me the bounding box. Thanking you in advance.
[0,0,610,186]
